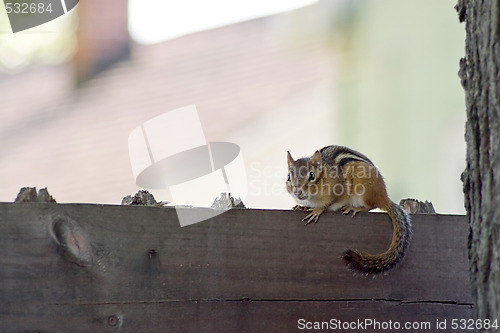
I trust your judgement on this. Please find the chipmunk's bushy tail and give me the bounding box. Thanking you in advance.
[343,201,411,274]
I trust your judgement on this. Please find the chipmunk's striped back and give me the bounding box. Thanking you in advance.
[320,145,374,169]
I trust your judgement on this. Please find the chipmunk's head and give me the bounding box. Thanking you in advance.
[286,150,323,205]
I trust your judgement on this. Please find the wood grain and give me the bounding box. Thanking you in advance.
[0,203,471,332]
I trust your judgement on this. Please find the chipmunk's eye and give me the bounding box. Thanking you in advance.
[308,171,315,181]
[287,173,291,182]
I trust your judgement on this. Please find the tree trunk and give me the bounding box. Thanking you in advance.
[457,0,500,327]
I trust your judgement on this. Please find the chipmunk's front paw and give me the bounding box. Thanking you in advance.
[302,207,326,225]
[293,205,310,211]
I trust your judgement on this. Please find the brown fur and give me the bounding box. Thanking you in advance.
[286,145,412,274]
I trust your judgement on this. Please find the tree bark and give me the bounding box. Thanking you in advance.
[457,0,500,326]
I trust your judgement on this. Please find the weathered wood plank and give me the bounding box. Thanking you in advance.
[0,301,474,333]
[0,203,471,332]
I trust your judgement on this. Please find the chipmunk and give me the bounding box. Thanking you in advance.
[286,145,411,274]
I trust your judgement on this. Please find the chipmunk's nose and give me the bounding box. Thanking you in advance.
[294,189,305,200]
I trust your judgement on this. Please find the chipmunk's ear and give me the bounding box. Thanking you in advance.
[287,151,294,166]
[311,150,322,169]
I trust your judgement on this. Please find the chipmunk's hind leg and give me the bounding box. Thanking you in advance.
[342,196,372,217]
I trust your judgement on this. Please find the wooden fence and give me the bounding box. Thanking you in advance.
[0,203,472,332]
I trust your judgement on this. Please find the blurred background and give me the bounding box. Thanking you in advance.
[0,0,465,213]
